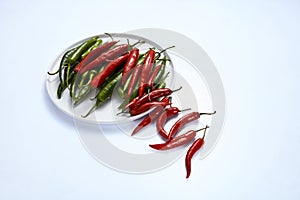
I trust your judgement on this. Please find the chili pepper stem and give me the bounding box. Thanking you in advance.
[47,69,59,75]
[172,86,182,93]
[116,111,129,115]
[129,40,145,49]
[104,33,114,41]
[160,45,175,54]
[195,125,210,134]
[199,111,216,116]
[200,125,209,139]
[154,46,175,59]
[81,102,100,118]
[147,88,151,101]
[179,108,191,112]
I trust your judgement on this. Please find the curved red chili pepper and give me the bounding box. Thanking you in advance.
[149,127,208,150]
[129,101,171,116]
[121,48,139,85]
[147,64,163,91]
[168,111,216,140]
[125,64,142,99]
[131,97,170,136]
[90,53,129,88]
[75,41,118,72]
[126,87,181,110]
[138,49,156,97]
[79,44,129,74]
[185,126,209,179]
[156,107,180,140]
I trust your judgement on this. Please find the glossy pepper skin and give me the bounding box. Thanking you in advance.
[90,53,129,88]
[139,49,156,97]
[156,107,181,140]
[149,127,208,150]
[129,101,171,116]
[147,64,163,91]
[68,36,99,66]
[168,111,216,140]
[126,88,173,110]
[125,64,142,99]
[185,126,209,179]
[131,97,170,136]
[75,41,117,72]
[121,48,139,85]
[78,44,129,74]
[82,72,123,118]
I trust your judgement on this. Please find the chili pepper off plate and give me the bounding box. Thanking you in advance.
[46,33,174,124]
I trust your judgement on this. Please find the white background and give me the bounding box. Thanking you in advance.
[1,0,299,199]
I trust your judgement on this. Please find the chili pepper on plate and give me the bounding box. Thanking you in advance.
[75,40,118,72]
[74,54,128,105]
[168,111,216,140]
[138,49,156,97]
[129,100,172,116]
[68,36,99,66]
[147,64,163,92]
[82,72,123,118]
[185,125,209,179]
[149,126,209,150]
[90,53,129,88]
[78,44,129,74]
[125,87,181,110]
[124,64,142,99]
[121,48,139,85]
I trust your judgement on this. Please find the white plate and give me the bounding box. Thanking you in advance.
[46,33,174,124]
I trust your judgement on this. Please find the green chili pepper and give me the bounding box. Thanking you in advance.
[82,72,122,118]
[73,85,91,106]
[81,70,98,87]
[75,68,123,106]
[64,36,98,88]
[78,71,90,88]
[68,36,99,66]
[157,82,166,89]
[58,47,78,87]
[57,71,76,99]
[153,57,167,85]
[69,74,78,99]
[47,47,76,76]
[117,87,125,99]
[153,72,170,89]
[122,73,132,92]
[118,87,139,111]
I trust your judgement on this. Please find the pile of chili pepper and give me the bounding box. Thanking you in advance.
[48,34,217,179]
[48,34,172,117]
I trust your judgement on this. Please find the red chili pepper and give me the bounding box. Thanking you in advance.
[121,48,139,85]
[125,64,142,99]
[147,64,163,91]
[138,49,156,97]
[126,87,181,110]
[124,96,139,110]
[156,107,180,140]
[129,101,171,116]
[90,53,129,88]
[75,41,118,72]
[149,127,208,150]
[168,111,216,140]
[78,44,129,74]
[185,125,209,179]
[131,97,170,136]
